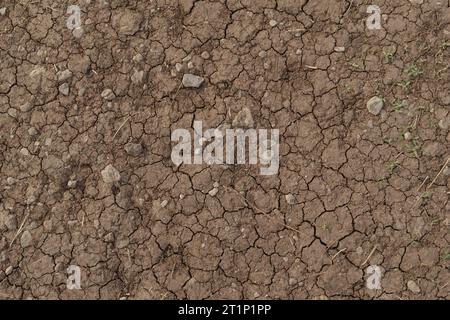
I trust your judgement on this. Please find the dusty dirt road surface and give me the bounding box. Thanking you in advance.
[0,0,450,299]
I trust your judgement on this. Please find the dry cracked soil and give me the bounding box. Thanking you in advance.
[0,0,450,300]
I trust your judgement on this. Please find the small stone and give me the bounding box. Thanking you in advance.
[443,166,450,176]
[208,187,219,197]
[404,132,412,140]
[67,180,77,188]
[19,102,33,112]
[117,238,129,249]
[72,27,84,38]
[133,53,143,63]
[28,127,38,136]
[367,120,374,129]
[179,194,185,200]
[334,46,345,52]
[296,49,302,55]
[175,63,183,72]
[101,164,121,183]
[213,182,219,188]
[6,177,16,185]
[182,74,205,88]
[113,9,142,36]
[104,232,115,243]
[407,280,421,293]
[409,0,423,4]
[438,118,450,130]
[131,70,144,84]
[20,230,33,248]
[201,51,210,59]
[232,107,254,128]
[367,96,384,115]
[59,83,70,95]
[7,108,17,118]
[269,19,278,27]
[423,142,440,157]
[43,220,53,231]
[57,69,73,82]
[258,50,267,58]
[0,8,6,16]
[5,215,17,230]
[288,278,297,286]
[5,266,13,276]
[160,199,168,208]
[124,142,143,156]
[187,61,194,69]
[285,193,296,204]
[101,88,115,100]
[20,148,30,156]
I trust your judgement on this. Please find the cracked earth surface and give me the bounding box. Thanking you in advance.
[1,0,450,300]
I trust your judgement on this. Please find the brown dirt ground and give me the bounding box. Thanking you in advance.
[1,0,450,300]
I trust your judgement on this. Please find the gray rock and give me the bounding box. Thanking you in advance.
[20,230,33,248]
[407,280,421,293]
[125,142,143,156]
[104,232,115,243]
[208,187,219,197]
[182,74,205,88]
[67,180,77,188]
[438,118,450,130]
[101,89,116,100]
[0,8,6,16]
[8,108,17,118]
[423,142,440,157]
[443,166,450,177]
[232,107,254,128]
[59,83,70,95]
[28,127,38,136]
[57,69,73,82]
[54,262,65,272]
[6,177,16,185]
[72,27,83,39]
[101,164,121,183]
[367,96,384,115]
[5,215,17,230]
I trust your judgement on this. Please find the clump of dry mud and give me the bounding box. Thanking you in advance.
[0,0,449,299]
